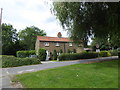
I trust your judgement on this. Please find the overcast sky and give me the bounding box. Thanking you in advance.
[0,0,68,37]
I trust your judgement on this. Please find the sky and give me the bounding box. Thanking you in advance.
[0,0,68,37]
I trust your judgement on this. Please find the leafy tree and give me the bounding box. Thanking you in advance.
[2,23,18,55]
[52,2,119,47]
[18,26,46,50]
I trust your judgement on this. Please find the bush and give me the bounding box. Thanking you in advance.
[99,51,111,57]
[53,50,57,60]
[17,50,36,58]
[67,49,71,53]
[38,48,46,61]
[2,55,41,68]
[109,50,118,56]
[58,52,99,61]
[60,49,63,54]
[73,49,76,53]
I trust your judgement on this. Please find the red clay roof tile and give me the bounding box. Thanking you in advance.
[37,36,72,42]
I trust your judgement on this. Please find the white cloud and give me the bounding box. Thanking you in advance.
[0,0,68,37]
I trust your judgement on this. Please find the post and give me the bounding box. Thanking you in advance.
[0,8,3,26]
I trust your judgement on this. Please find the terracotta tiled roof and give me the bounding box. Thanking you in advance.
[37,36,72,42]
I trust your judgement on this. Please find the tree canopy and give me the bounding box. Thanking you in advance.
[18,26,46,50]
[52,2,119,47]
[2,23,24,55]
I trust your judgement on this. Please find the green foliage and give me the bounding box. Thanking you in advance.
[73,49,76,53]
[58,52,99,61]
[60,49,63,53]
[99,51,111,57]
[53,50,57,60]
[38,48,46,61]
[16,50,36,58]
[2,55,41,68]
[67,49,71,53]
[18,26,46,50]
[109,50,118,56]
[52,2,120,46]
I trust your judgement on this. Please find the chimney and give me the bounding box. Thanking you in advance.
[57,32,62,38]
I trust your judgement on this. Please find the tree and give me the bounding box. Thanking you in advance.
[2,23,19,55]
[19,26,46,50]
[52,2,119,47]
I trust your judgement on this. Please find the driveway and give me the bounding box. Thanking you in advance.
[1,56,119,88]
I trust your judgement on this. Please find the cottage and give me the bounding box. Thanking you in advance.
[35,32,84,55]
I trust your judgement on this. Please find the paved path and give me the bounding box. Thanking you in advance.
[1,56,119,88]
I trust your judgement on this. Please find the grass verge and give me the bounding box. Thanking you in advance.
[14,60,119,88]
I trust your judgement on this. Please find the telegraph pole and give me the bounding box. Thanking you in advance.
[0,8,3,26]
[0,8,3,55]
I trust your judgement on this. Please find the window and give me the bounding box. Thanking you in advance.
[44,42,49,46]
[56,43,60,46]
[69,43,72,46]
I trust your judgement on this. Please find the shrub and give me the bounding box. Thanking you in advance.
[73,49,76,53]
[17,50,36,58]
[38,48,46,61]
[60,49,63,54]
[99,51,111,57]
[58,52,99,61]
[67,49,71,53]
[53,50,57,60]
[2,55,41,68]
[109,50,118,56]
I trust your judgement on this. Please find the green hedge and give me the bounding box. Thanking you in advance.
[16,50,36,58]
[99,51,111,57]
[38,48,46,61]
[58,52,99,61]
[109,50,118,56]
[2,55,41,68]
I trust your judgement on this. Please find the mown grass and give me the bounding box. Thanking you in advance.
[15,60,119,88]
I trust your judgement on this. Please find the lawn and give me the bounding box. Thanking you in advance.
[14,60,119,88]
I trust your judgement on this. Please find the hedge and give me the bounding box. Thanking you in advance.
[58,52,99,61]
[17,50,36,58]
[2,55,41,68]
[99,51,111,57]
[38,48,46,61]
[109,50,118,56]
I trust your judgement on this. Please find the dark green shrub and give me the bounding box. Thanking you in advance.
[109,50,118,56]
[73,49,76,53]
[99,51,111,57]
[60,49,63,53]
[67,49,71,53]
[58,52,99,61]
[2,55,41,68]
[53,50,57,60]
[17,50,36,58]
[38,48,46,61]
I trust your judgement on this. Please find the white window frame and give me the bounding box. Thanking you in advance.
[69,43,73,46]
[56,42,60,46]
[44,42,49,46]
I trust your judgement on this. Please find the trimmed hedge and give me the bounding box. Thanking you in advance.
[99,51,111,57]
[109,50,118,56]
[2,55,41,68]
[38,48,46,61]
[58,52,99,61]
[17,50,36,58]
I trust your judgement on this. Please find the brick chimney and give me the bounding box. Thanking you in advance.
[57,32,62,38]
